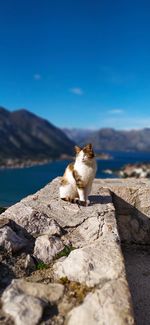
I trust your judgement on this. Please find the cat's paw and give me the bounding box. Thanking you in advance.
[85,199,90,206]
[79,199,90,207]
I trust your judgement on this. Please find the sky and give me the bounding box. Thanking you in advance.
[0,0,150,130]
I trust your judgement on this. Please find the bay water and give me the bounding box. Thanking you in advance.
[1,151,150,207]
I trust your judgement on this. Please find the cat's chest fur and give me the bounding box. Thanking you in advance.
[74,160,96,183]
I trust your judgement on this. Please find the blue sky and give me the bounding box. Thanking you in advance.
[0,0,150,129]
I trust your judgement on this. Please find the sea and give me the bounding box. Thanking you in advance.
[1,151,150,207]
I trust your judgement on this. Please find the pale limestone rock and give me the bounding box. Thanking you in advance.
[4,294,44,325]
[96,178,150,244]
[3,279,64,303]
[24,254,36,272]
[20,178,115,229]
[1,203,34,228]
[1,177,138,324]
[1,204,62,237]
[70,215,104,247]
[54,239,124,287]
[19,281,64,303]
[2,279,64,325]
[0,217,10,228]
[67,279,134,325]
[34,235,64,263]
[2,280,45,325]
[0,226,28,252]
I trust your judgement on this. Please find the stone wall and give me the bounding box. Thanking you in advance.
[96,178,150,244]
[1,177,150,324]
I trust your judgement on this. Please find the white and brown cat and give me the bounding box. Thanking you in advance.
[59,143,97,206]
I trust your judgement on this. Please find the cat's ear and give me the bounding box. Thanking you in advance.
[74,146,81,154]
[84,143,93,150]
[83,143,95,158]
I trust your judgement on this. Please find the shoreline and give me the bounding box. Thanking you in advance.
[0,153,113,170]
[0,159,53,170]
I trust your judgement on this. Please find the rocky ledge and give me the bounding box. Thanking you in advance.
[1,177,150,324]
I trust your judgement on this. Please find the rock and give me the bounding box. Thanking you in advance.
[0,217,10,228]
[1,177,137,324]
[4,295,44,325]
[21,178,113,229]
[0,226,28,252]
[24,212,62,237]
[54,239,124,287]
[24,254,36,273]
[1,279,64,324]
[67,279,134,325]
[5,279,64,303]
[1,204,62,237]
[100,178,150,244]
[70,215,104,247]
[2,280,46,325]
[34,235,65,264]
[20,281,64,303]
[70,209,119,248]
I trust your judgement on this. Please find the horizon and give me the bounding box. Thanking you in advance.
[0,0,150,129]
[1,105,150,132]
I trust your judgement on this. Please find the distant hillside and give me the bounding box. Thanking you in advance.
[0,107,74,164]
[63,128,94,144]
[63,127,150,152]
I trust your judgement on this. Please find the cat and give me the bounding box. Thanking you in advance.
[59,143,97,206]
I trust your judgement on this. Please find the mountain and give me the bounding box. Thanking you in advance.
[88,128,150,151]
[62,128,93,144]
[0,107,74,164]
[63,127,150,152]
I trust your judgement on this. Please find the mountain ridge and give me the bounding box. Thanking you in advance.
[63,127,150,152]
[0,107,74,165]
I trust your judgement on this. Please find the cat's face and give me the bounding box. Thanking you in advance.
[75,144,95,162]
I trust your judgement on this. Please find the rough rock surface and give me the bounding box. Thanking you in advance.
[2,279,64,304]
[0,177,143,324]
[67,279,134,325]
[34,235,65,263]
[96,178,150,243]
[24,254,36,272]
[54,239,123,286]
[0,226,28,252]
[1,279,47,325]
[1,208,62,237]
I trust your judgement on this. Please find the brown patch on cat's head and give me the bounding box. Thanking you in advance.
[74,146,81,155]
[83,143,95,159]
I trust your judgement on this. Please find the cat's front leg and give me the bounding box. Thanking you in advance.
[84,182,92,206]
[73,170,86,206]
[77,188,86,202]
[77,188,90,206]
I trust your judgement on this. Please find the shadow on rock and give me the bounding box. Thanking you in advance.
[9,219,35,253]
[112,192,150,325]
[0,261,15,294]
[89,194,112,205]
[43,303,59,322]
